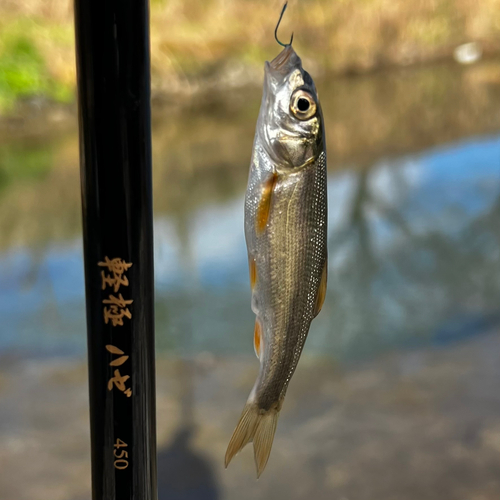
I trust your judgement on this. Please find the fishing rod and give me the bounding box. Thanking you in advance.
[74,0,157,498]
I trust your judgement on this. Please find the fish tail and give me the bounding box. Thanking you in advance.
[225,402,280,477]
[253,407,279,477]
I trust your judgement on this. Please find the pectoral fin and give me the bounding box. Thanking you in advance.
[256,173,278,234]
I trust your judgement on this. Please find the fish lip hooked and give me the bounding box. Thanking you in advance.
[258,59,301,167]
[268,45,301,76]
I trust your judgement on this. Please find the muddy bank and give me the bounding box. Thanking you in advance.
[1,330,500,500]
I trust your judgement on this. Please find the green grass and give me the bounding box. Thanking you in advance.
[0,18,73,113]
[1,0,500,115]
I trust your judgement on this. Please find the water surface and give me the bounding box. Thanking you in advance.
[1,60,500,361]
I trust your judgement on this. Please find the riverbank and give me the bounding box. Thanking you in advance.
[1,0,500,112]
[1,328,500,500]
[2,56,500,252]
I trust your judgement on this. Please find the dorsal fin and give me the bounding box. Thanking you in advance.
[314,261,328,317]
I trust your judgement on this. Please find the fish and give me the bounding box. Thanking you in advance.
[224,41,328,477]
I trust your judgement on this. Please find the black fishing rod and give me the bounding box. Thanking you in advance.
[74,0,157,499]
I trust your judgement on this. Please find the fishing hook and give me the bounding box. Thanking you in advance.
[275,2,293,47]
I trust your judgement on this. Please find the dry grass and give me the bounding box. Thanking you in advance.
[0,0,500,106]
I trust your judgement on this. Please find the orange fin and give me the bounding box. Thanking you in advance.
[249,256,257,290]
[256,173,278,234]
[314,261,328,317]
[253,319,263,360]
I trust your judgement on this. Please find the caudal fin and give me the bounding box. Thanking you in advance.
[225,403,280,477]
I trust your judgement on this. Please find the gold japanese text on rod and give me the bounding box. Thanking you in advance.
[98,257,134,399]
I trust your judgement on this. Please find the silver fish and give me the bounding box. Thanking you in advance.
[225,42,328,477]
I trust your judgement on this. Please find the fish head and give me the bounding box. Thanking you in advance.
[258,44,324,171]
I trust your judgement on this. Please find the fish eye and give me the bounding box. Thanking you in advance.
[290,90,317,120]
[297,98,310,112]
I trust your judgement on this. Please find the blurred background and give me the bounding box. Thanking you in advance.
[1,0,500,498]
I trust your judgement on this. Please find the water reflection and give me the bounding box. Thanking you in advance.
[2,133,500,358]
[320,137,500,359]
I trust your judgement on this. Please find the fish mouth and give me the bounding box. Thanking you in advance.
[268,45,302,75]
